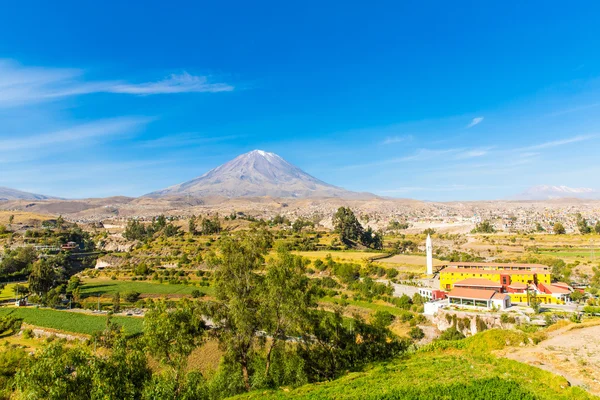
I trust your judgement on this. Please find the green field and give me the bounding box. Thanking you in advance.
[0,283,21,302]
[235,331,596,400]
[0,307,143,336]
[80,279,215,298]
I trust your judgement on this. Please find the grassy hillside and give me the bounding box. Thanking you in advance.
[235,330,597,400]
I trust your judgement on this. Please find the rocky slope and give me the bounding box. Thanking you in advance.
[0,187,56,201]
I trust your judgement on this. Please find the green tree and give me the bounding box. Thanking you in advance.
[188,215,197,234]
[28,258,58,297]
[576,213,592,234]
[144,299,206,393]
[553,222,566,235]
[204,231,272,391]
[260,248,312,381]
[332,207,364,245]
[8,215,14,225]
[570,290,584,303]
[471,220,496,234]
[201,216,221,235]
[595,221,600,234]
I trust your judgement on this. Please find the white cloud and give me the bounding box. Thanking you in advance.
[0,117,151,152]
[0,59,233,107]
[140,132,241,148]
[519,134,597,151]
[454,147,492,159]
[381,135,412,145]
[466,117,484,128]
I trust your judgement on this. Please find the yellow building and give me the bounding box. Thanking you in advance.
[439,262,551,292]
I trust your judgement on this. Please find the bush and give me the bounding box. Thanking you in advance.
[124,291,141,303]
[409,327,425,340]
[439,327,466,341]
[191,289,204,298]
[22,329,34,339]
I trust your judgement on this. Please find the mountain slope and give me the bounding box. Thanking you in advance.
[515,185,599,200]
[0,187,55,201]
[146,150,374,199]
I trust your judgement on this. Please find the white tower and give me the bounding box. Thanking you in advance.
[426,234,433,275]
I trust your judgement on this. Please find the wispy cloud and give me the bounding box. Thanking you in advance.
[547,102,600,117]
[519,134,597,151]
[466,117,484,128]
[454,147,492,159]
[0,117,151,152]
[140,132,241,148]
[0,59,233,107]
[381,135,412,145]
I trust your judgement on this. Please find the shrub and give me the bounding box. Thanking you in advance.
[22,329,34,339]
[191,289,204,298]
[409,327,425,340]
[124,291,141,303]
[439,327,466,341]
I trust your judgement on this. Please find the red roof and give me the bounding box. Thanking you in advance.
[454,278,502,288]
[447,288,497,301]
[508,282,528,289]
[442,267,539,276]
[447,262,550,270]
[492,292,510,300]
[541,284,570,295]
[553,282,571,290]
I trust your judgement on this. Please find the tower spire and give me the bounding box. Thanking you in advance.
[426,234,433,275]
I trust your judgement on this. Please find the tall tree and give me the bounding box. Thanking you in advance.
[332,207,363,245]
[144,299,206,396]
[188,215,197,234]
[204,230,272,391]
[28,258,58,296]
[260,248,312,380]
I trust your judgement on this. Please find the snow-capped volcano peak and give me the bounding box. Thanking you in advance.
[515,185,599,200]
[146,150,374,199]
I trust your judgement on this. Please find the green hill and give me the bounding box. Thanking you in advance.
[235,330,597,400]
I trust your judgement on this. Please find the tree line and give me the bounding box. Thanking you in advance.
[3,230,409,399]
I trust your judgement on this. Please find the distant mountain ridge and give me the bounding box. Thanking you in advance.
[515,185,600,200]
[146,150,375,199]
[0,187,55,201]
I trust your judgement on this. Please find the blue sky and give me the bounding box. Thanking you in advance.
[1,1,600,201]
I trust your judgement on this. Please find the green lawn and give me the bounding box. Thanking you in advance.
[0,283,21,302]
[80,279,215,298]
[0,307,143,336]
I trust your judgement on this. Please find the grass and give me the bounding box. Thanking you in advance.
[235,330,597,400]
[292,251,387,262]
[0,211,53,224]
[0,307,143,336]
[0,283,26,302]
[80,278,215,298]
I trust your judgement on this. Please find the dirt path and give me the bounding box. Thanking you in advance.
[499,323,600,395]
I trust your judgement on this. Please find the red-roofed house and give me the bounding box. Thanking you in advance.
[538,282,571,302]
